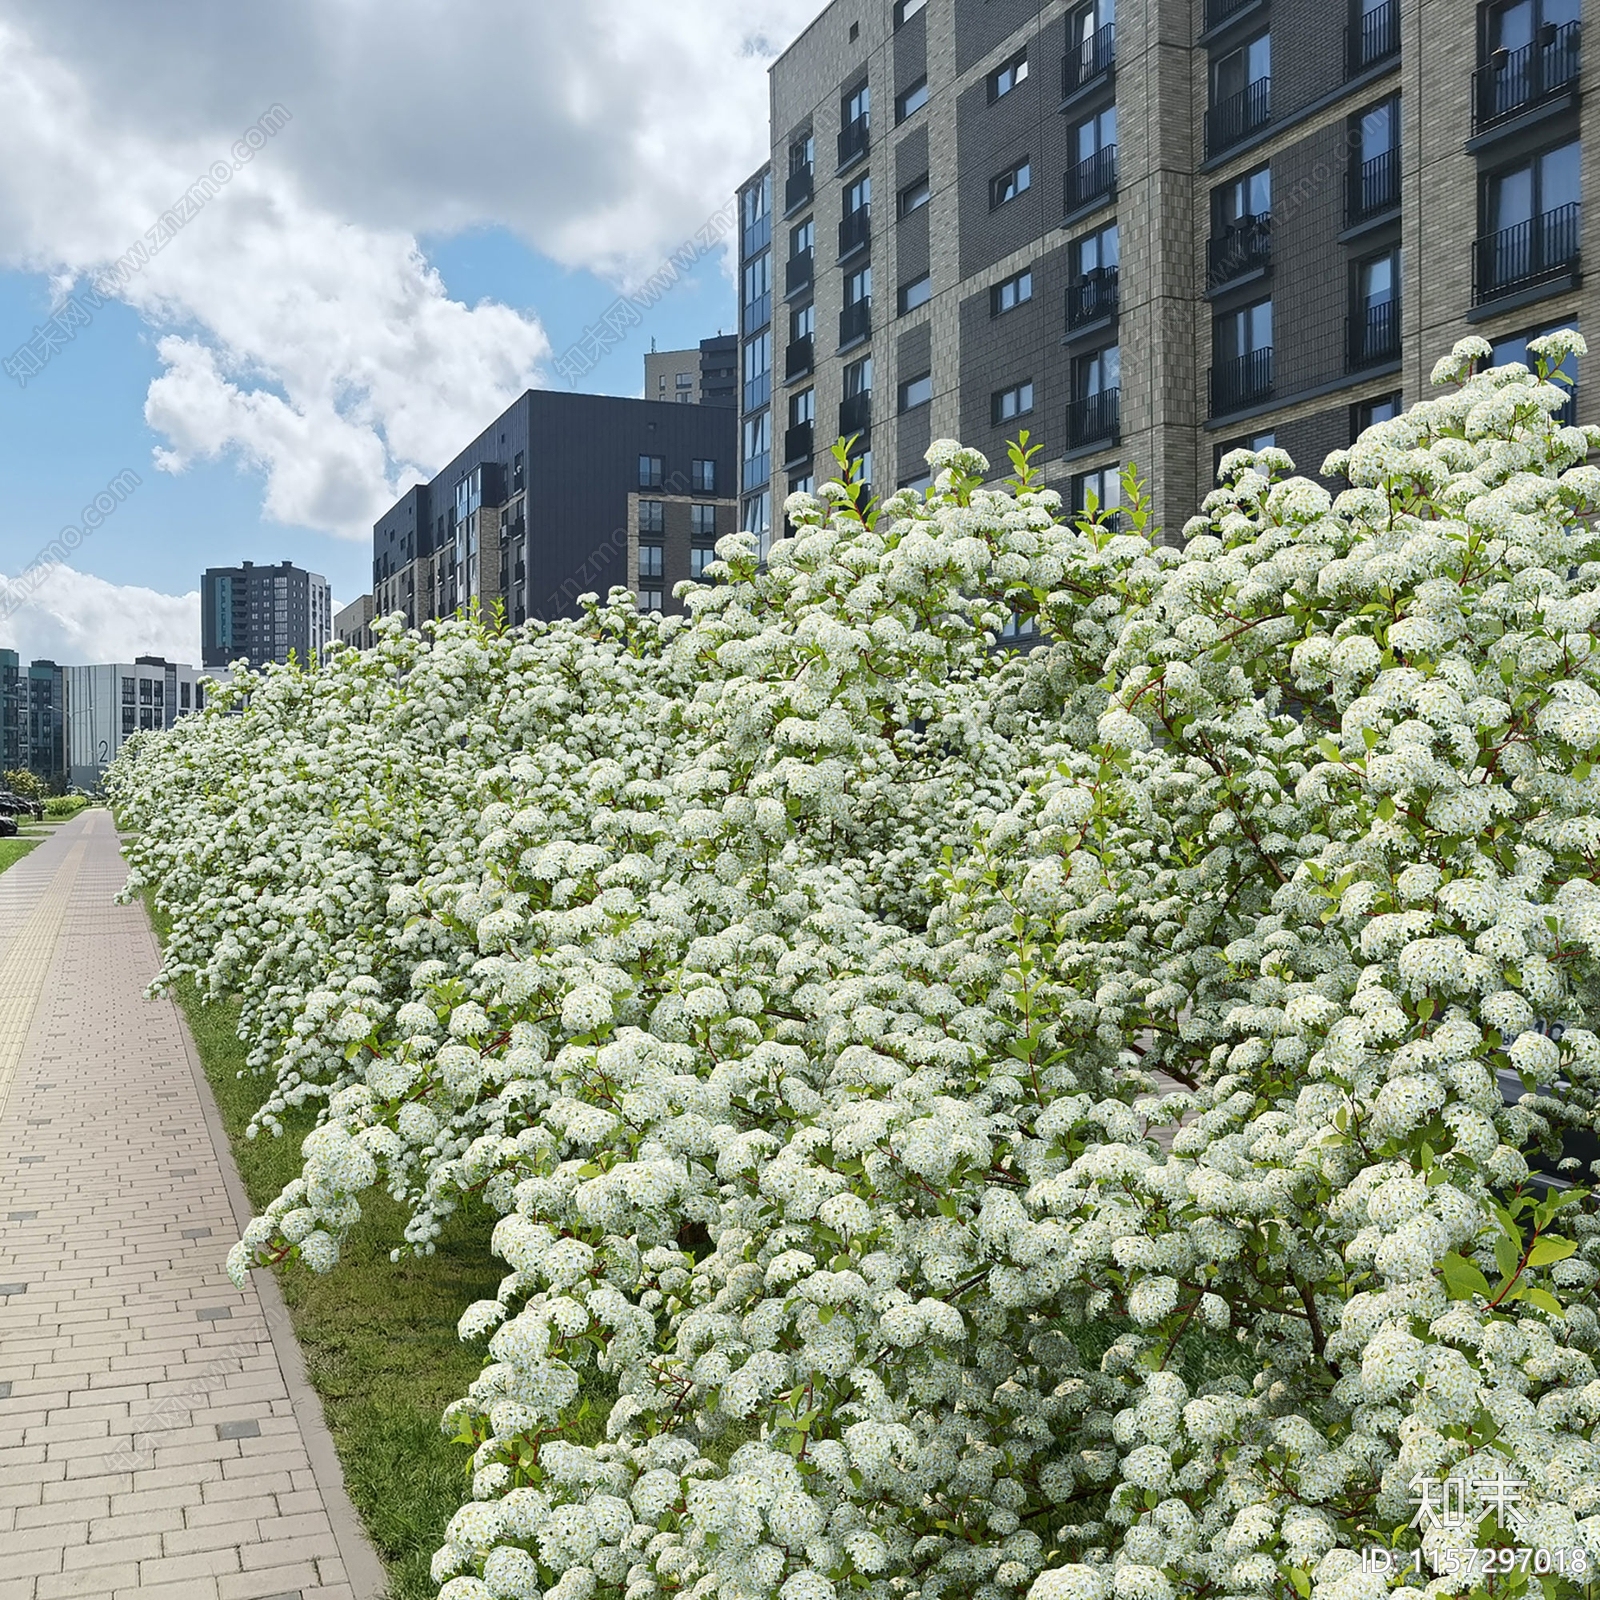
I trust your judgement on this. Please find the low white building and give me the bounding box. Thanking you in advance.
[65,656,212,790]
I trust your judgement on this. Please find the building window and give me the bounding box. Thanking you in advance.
[743,413,771,491]
[1066,107,1117,210]
[1477,139,1581,301]
[844,356,873,398]
[992,380,1035,424]
[790,473,815,495]
[1068,345,1121,446]
[743,171,772,258]
[639,455,664,489]
[899,274,932,314]
[743,250,772,329]
[792,302,815,341]
[140,678,152,703]
[1212,431,1276,478]
[512,452,525,492]
[1350,98,1399,220]
[1207,33,1271,154]
[180,681,191,709]
[1491,319,1579,421]
[992,268,1034,315]
[1476,0,1581,128]
[893,0,926,23]
[1067,0,1116,88]
[989,49,1029,101]
[1067,223,1120,327]
[743,489,772,558]
[845,172,871,217]
[1351,249,1400,367]
[744,329,773,412]
[122,706,135,735]
[639,544,664,580]
[844,79,870,128]
[691,546,717,579]
[1211,299,1274,414]
[121,676,134,704]
[692,459,717,493]
[1352,393,1402,439]
[639,589,664,613]
[896,77,929,122]
[899,372,934,411]
[1210,165,1271,286]
[791,217,815,260]
[640,499,666,534]
[899,173,931,217]
[691,503,718,538]
[1071,465,1121,521]
[990,157,1032,209]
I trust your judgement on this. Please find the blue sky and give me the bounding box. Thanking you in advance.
[0,228,735,616]
[0,0,806,665]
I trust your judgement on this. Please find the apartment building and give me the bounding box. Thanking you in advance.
[64,656,208,790]
[334,594,376,652]
[201,560,333,671]
[0,650,23,771]
[738,0,1591,546]
[370,391,738,629]
[645,335,740,407]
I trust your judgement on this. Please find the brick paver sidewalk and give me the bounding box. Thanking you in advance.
[0,811,384,1600]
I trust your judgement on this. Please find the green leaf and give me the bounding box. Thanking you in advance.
[1375,794,1395,821]
[1288,1569,1311,1599]
[1440,1252,1491,1300]
[1527,1235,1576,1267]
[1494,1232,1521,1281]
[1317,737,1341,762]
[1523,1286,1564,1316]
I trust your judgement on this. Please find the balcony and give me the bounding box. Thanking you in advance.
[1208,215,1272,287]
[1346,0,1400,77]
[838,114,870,170]
[1348,299,1400,369]
[1210,347,1274,414]
[1064,146,1118,214]
[1062,24,1116,96]
[839,206,871,261]
[839,390,872,441]
[1472,22,1582,133]
[1473,203,1582,304]
[1204,0,1260,30]
[1066,266,1120,330]
[1348,148,1400,223]
[785,334,815,381]
[785,166,814,214]
[784,421,815,468]
[1206,78,1271,156]
[1067,387,1121,448]
[786,250,814,299]
[839,298,872,347]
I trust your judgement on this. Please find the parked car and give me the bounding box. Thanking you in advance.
[0,814,16,838]
[0,790,43,820]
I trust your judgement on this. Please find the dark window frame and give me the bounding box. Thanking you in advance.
[990,156,1033,209]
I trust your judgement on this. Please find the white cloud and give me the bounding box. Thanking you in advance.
[0,0,813,539]
[0,564,198,666]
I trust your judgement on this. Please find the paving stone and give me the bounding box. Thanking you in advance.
[0,816,380,1600]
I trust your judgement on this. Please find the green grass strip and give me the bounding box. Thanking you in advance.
[0,833,43,875]
[149,903,501,1600]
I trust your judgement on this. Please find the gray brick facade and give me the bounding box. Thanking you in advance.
[740,0,1595,542]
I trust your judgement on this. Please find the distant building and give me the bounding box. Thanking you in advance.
[371,390,737,629]
[25,660,64,788]
[645,336,739,409]
[334,594,376,652]
[0,649,23,771]
[201,560,332,670]
[64,656,208,790]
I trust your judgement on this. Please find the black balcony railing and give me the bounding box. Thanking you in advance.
[785,334,815,381]
[1208,215,1272,286]
[785,421,815,467]
[1206,77,1271,155]
[1473,22,1582,131]
[1067,387,1121,447]
[1348,299,1400,369]
[839,390,872,440]
[1066,267,1120,329]
[839,206,871,259]
[786,166,814,214]
[786,251,814,298]
[838,114,870,168]
[1349,148,1400,221]
[1204,0,1259,30]
[1210,346,1274,414]
[1064,146,1118,213]
[1063,24,1116,94]
[840,298,872,346]
[1473,203,1582,304]
[1346,0,1400,76]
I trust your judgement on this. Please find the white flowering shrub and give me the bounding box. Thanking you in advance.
[112,333,1600,1599]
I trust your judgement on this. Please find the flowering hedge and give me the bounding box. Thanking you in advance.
[112,333,1600,1600]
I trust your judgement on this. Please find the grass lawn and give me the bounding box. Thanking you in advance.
[0,832,43,874]
[152,906,502,1600]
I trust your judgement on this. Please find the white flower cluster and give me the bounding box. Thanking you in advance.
[110,338,1600,1600]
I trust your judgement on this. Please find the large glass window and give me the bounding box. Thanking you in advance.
[1074,106,1117,162]
[1215,299,1273,362]
[639,455,664,489]
[1213,33,1270,104]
